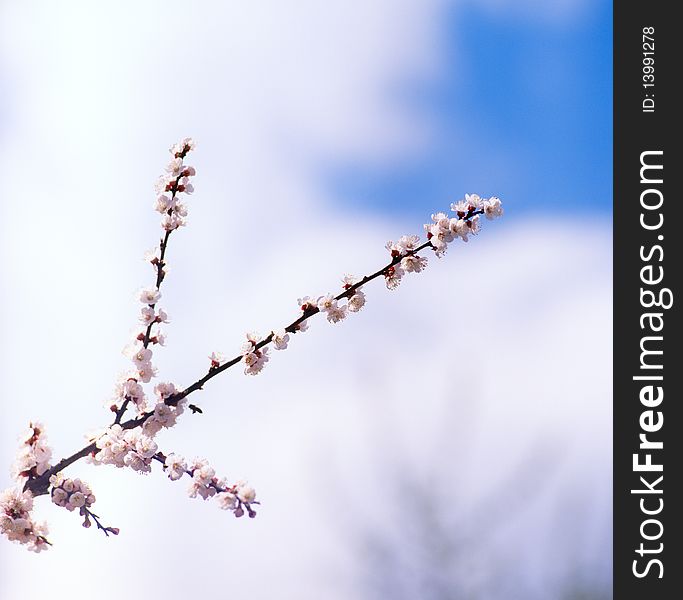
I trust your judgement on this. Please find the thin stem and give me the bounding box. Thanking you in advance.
[141,226,172,349]
[82,507,119,537]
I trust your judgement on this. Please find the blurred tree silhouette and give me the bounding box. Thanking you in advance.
[329,420,612,600]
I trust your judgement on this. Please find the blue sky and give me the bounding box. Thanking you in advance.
[327,0,612,220]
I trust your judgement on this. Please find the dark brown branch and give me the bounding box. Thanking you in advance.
[113,398,131,424]
[140,172,185,350]
[82,507,119,537]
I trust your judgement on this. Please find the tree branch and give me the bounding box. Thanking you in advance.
[23,209,485,498]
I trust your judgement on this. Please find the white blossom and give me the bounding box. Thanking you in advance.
[152,329,167,345]
[164,454,187,481]
[129,347,153,368]
[1,487,49,552]
[297,296,315,311]
[246,331,262,346]
[135,435,158,459]
[464,193,483,209]
[236,483,256,504]
[111,376,147,412]
[401,254,428,273]
[173,201,188,217]
[240,332,269,375]
[430,212,451,231]
[93,425,128,467]
[139,288,161,305]
[216,491,237,510]
[188,458,217,500]
[347,291,366,313]
[136,362,156,383]
[154,381,177,400]
[317,294,336,312]
[317,294,347,323]
[162,213,186,231]
[209,351,224,367]
[483,196,504,220]
[92,426,155,473]
[385,236,421,257]
[426,222,454,257]
[272,330,290,350]
[1,487,33,516]
[468,214,482,236]
[170,137,196,156]
[326,304,347,323]
[451,193,481,215]
[139,306,156,326]
[154,174,174,194]
[124,451,152,474]
[144,247,160,264]
[243,347,269,376]
[396,234,421,254]
[179,178,194,194]
[166,157,183,176]
[384,265,405,290]
[154,194,174,214]
[11,422,52,481]
[341,274,358,288]
[142,400,184,437]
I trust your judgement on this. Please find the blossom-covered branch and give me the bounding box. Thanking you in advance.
[155,452,258,518]
[165,200,499,401]
[114,140,195,425]
[1,138,503,552]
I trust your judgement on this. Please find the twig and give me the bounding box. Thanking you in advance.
[82,507,119,537]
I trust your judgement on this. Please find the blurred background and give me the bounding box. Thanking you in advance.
[0,1,611,598]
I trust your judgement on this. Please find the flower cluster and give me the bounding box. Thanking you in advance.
[162,454,258,519]
[1,423,53,551]
[382,235,428,290]
[0,488,50,552]
[342,275,367,312]
[50,474,119,535]
[11,422,52,482]
[154,137,196,232]
[241,332,270,376]
[50,474,95,513]
[110,376,147,414]
[91,425,156,473]
[425,193,503,256]
[109,138,197,418]
[93,382,185,472]
[142,383,185,436]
